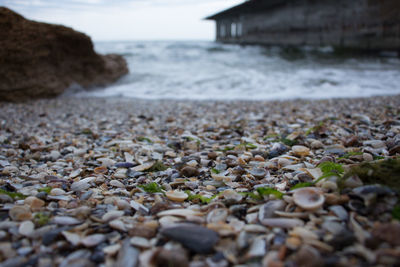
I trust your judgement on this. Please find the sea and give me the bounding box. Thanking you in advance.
[75,40,400,100]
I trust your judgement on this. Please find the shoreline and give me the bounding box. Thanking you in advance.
[0,95,399,266]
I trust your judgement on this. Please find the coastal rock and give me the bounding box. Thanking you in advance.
[0,7,128,101]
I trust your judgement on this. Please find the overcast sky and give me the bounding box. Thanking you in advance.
[2,0,243,41]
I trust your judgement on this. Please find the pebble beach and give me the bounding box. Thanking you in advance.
[0,95,400,267]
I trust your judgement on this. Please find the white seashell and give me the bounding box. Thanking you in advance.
[132,162,154,172]
[53,216,82,225]
[260,218,304,228]
[243,224,268,233]
[211,172,234,182]
[70,177,95,192]
[158,215,182,227]
[157,209,202,218]
[293,187,325,211]
[165,190,188,202]
[130,236,151,248]
[109,219,127,232]
[18,221,34,237]
[110,180,125,188]
[130,200,149,214]
[62,231,82,246]
[289,226,318,240]
[247,237,266,257]
[206,208,228,224]
[301,168,323,180]
[49,188,66,196]
[81,234,106,247]
[103,244,121,255]
[97,158,116,167]
[220,189,242,203]
[102,210,124,222]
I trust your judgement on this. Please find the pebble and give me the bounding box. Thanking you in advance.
[180,166,199,177]
[310,140,323,149]
[24,196,45,211]
[292,145,310,157]
[18,220,34,236]
[161,224,219,254]
[9,205,32,221]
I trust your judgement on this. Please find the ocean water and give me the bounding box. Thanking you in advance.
[76,40,400,100]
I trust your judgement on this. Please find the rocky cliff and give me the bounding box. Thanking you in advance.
[0,7,128,101]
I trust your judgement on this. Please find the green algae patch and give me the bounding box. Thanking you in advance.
[0,188,26,199]
[342,158,400,192]
[139,182,164,193]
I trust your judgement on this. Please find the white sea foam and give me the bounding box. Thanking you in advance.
[75,41,400,100]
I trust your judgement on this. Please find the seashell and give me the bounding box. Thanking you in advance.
[130,200,149,214]
[18,220,34,236]
[260,218,304,228]
[289,226,318,240]
[132,162,154,172]
[103,244,121,256]
[102,210,124,222]
[211,172,234,182]
[49,188,66,196]
[130,236,151,248]
[159,215,182,227]
[247,237,266,257]
[114,169,127,179]
[249,168,266,179]
[243,224,268,233]
[283,163,305,171]
[53,216,82,225]
[110,180,125,188]
[311,140,323,149]
[109,219,127,232]
[206,222,235,236]
[97,158,116,167]
[292,145,310,157]
[220,189,243,203]
[9,205,32,221]
[94,166,108,174]
[286,236,302,250]
[206,208,228,224]
[301,168,322,181]
[62,231,82,246]
[157,209,202,218]
[70,177,95,192]
[343,175,363,188]
[81,234,106,247]
[273,211,309,218]
[293,187,325,211]
[329,205,348,221]
[258,200,286,221]
[165,190,188,202]
[320,180,338,191]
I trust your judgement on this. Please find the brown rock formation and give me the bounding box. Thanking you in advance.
[0,7,128,101]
